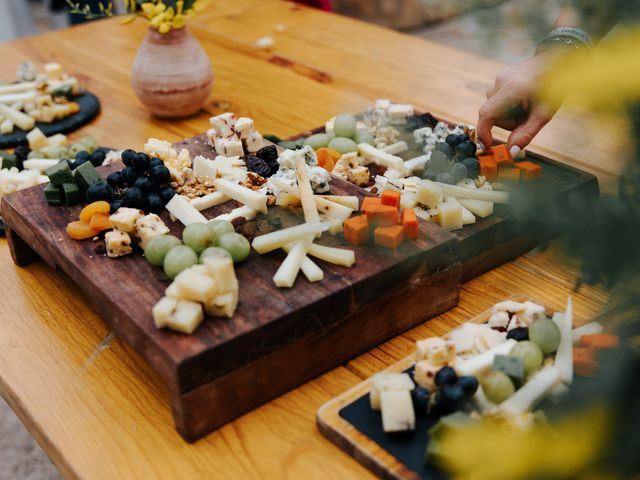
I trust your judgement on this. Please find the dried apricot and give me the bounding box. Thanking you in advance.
[88,213,113,232]
[79,201,110,223]
[316,148,335,172]
[67,221,100,240]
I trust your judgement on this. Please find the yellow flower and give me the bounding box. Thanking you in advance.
[150,12,165,27]
[164,6,174,21]
[140,2,156,16]
[158,22,171,34]
[172,16,186,29]
[176,0,184,15]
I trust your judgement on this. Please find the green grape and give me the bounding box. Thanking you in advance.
[304,133,331,150]
[218,232,250,263]
[144,235,182,267]
[199,247,231,263]
[326,130,336,140]
[354,128,374,145]
[510,341,544,376]
[163,245,198,279]
[333,113,357,139]
[529,318,561,354]
[328,137,358,154]
[207,220,234,241]
[481,371,515,404]
[182,223,216,254]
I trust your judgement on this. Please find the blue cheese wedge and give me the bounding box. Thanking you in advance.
[109,207,144,233]
[135,213,170,249]
[105,230,132,258]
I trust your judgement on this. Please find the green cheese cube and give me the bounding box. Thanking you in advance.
[62,182,83,206]
[492,355,525,384]
[73,161,101,193]
[43,183,63,206]
[45,160,73,186]
[0,152,18,170]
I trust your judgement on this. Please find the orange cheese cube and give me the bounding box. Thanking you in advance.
[374,225,404,249]
[497,166,521,182]
[381,190,401,209]
[573,347,596,376]
[479,157,497,180]
[401,208,419,239]
[361,196,381,213]
[581,334,619,350]
[491,144,514,166]
[343,215,370,246]
[365,204,401,227]
[514,161,543,181]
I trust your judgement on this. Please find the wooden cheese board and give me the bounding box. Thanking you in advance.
[290,116,600,281]
[0,92,101,148]
[316,295,571,480]
[1,135,461,442]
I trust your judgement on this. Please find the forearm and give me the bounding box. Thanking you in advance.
[553,4,619,44]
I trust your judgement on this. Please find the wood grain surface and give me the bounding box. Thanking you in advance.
[0,0,612,478]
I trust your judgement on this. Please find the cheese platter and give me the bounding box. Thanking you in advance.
[316,295,616,480]
[0,62,100,148]
[2,112,461,441]
[281,100,599,281]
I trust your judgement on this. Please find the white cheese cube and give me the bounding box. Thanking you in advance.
[370,373,414,411]
[414,360,441,390]
[44,63,63,80]
[216,137,244,157]
[438,202,463,231]
[192,155,217,179]
[234,117,254,139]
[209,112,237,138]
[277,149,297,170]
[165,281,181,299]
[244,131,264,153]
[448,323,480,354]
[374,99,391,110]
[0,119,13,134]
[105,230,132,258]
[416,337,456,365]
[416,180,442,209]
[174,267,218,303]
[400,192,417,209]
[45,133,67,147]
[474,326,507,353]
[203,256,238,294]
[276,192,301,207]
[135,213,170,250]
[156,299,204,334]
[388,104,413,124]
[336,152,359,169]
[380,390,415,433]
[109,207,144,233]
[205,292,238,318]
[152,296,178,329]
[325,116,335,133]
[26,127,48,150]
[489,311,510,329]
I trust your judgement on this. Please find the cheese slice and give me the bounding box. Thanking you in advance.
[166,195,208,226]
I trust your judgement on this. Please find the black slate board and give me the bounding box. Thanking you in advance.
[0,91,101,148]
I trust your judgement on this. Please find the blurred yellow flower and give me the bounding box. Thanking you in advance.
[124,0,209,33]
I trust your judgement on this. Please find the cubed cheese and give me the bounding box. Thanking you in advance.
[416,337,456,365]
[109,207,144,233]
[308,165,332,193]
[174,267,218,303]
[244,131,264,153]
[380,390,415,432]
[414,360,441,390]
[26,127,48,150]
[204,292,238,318]
[209,112,236,138]
[416,180,442,209]
[216,137,244,157]
[369,373,414,410]
[105,230,132,258]
[438,202,463,231]
[135,213,169,249]
[388,104,414,123]
[44,63,63,80]
[234,117,254,139]
[154,298,204,334]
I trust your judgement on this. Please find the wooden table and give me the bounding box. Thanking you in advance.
[0,1,613,478]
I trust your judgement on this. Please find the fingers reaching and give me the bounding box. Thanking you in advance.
[476,92,516,149]
[506,106,553,151]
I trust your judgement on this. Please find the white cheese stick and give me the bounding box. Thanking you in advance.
[438,183,509,204]
[214,178,268,214]
[316,195,359,210]
[313,196,353,222]
[166,195,208,226]
[0,82,37,95]
[572,321,603,344]
[252,223,329,254]
[273,239,310,288]
[282,243,324,283]
[294,156,321,226]
[22,159,59,172]
[0,91,37,104]
[306,243,355,267]
[498,366,562,417]
[0,103,35,131]
[358,143,404,171]
[190,191,230,211]
[458,198,494,218]
[455,339,517,376]
[382,141,408,155]
[553,296,573,384]
[213,205,257,222]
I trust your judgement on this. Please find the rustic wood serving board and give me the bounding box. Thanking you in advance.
[1,135,461,441]
[290,114,600,282]
[316,295,557,480]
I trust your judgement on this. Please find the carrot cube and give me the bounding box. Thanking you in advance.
[365,205,401,227]
[343,215,370,246]
[381,190,401,209]
[401,208,419,239]
[581,334,619,350]
[497,166,521,182]
[491,144,514,165]
[514,161,543,181]
[361,196,381,213]
[374,225,404,249]
[479,157,497,180]
[573,347,596,376]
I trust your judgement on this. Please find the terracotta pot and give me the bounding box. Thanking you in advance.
[132,27,213,118]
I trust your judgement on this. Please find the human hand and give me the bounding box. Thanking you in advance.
[477,54,560,156]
